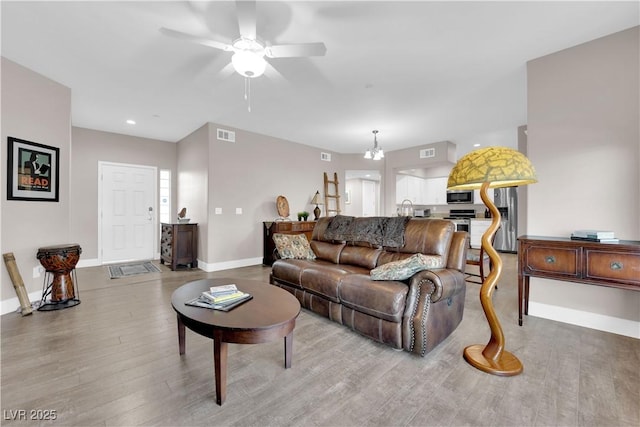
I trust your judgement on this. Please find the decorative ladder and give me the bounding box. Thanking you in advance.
[323,172,341,216]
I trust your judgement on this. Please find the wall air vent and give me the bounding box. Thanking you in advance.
[321,152,331,162]
[217,128,235,142]
[419,148,436,159]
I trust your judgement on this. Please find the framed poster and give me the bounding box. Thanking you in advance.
[7,137,59,202]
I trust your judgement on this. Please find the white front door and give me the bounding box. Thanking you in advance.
[99,162,156,264]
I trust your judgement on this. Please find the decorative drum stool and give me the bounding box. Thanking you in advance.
[36,244,82,311]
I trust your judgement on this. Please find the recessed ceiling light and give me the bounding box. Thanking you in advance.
[473,143,481,147]
[126,119,136,125]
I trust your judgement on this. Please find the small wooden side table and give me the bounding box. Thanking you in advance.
[160,223,198,270]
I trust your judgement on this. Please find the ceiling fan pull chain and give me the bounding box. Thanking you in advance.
[246,77,252,112]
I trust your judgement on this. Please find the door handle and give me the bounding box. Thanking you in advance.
[148,206,153,221]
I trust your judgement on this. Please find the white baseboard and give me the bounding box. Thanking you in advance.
[77,258,100,268]
[1,289,43,316]
[197,257,263,272]
[529,301,640,339]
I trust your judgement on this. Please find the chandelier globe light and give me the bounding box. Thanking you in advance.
[364,130,384,160]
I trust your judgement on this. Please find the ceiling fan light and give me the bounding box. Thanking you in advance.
[232,50,266,78]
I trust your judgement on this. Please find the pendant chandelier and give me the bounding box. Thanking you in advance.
[364,130,384,160]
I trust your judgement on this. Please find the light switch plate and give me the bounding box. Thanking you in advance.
[215,207,222,214]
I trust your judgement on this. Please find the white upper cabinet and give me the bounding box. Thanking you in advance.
[397,175,448,205]
[473,188,494,205]
[424,177,448,205]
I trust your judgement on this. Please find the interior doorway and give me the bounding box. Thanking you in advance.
[98,162,157,264]
[344,170,381,217]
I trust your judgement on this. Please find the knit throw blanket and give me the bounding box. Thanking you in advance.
[324,216,410,248]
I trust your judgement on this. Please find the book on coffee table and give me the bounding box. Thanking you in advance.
[185,292,252,311]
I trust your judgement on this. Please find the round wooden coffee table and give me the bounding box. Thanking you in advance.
[171,278,300,405]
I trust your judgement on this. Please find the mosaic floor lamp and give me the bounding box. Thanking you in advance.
[447,146,537,376]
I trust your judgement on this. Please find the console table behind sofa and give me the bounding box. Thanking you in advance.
[517,235,640,326]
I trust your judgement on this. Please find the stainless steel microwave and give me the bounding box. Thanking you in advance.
[446,190,474,204]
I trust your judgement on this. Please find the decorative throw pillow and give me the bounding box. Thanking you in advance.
[370,253,444,281]
[273,233,316,260]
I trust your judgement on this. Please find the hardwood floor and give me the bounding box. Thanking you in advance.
[1,254,638,426]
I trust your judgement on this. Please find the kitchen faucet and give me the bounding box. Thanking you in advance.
[400,199,414,217]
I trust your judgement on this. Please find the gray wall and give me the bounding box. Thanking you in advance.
[71,127,178,261]
[526,26,640,330]
[1,58,72,310]
[176,124,210,263]
[177,123,345,270]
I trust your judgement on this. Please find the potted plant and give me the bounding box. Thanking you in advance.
[298,211,309,221]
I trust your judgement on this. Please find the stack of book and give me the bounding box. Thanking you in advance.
[571,230,619,243]
[186,284,252,311]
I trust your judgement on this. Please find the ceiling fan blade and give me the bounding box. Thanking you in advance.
[235,0,257,40]
[265,42,327,58]
[160,27,232,52]
[263,62,286,84]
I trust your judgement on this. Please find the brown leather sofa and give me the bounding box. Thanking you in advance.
[270,216,469,356]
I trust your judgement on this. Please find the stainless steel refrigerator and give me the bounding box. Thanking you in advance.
[493,187,517,253]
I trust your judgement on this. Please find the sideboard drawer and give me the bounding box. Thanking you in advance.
[518,236,640,326]
[585,250,640,286]
[292,222,315,232]
[524,246,580,278]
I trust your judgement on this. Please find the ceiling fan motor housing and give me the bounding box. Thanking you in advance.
[231,38,266,78]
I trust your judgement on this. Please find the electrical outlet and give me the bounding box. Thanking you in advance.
[215,207,222,215]
[32,266,43,278]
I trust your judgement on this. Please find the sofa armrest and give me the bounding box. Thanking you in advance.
[410,268,466,303]
[402,268,466,355]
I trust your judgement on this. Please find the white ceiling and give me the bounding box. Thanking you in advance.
[2,1,638,157]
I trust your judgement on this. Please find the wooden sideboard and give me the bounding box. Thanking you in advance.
[517,235,640,326]
[161,223,198,271]
[263,221,316,265]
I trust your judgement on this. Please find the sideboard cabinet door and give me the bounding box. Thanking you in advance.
[160,223,198,271]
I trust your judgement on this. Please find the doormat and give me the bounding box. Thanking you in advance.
[108,261,161,279]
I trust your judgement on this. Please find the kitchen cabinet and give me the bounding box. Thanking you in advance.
[424,177,447,205]
[473,188,494,205]
[396,175,447,205]
[396,175,410,204]
[396,175,423,204]
[470,219,491,248]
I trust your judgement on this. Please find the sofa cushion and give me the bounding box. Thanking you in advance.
[310,240,344,264]
[370,253,444,281]
[339,274,408,323]
[339,245,381,269]
[300,264,353,302]
[271,259,309,287]
[400,219,453,260]
[273,233,316,260]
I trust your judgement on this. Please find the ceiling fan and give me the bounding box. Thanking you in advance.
[160,0,327,79]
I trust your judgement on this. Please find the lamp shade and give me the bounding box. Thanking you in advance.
[447,146,537,190]
[310,191,323,205]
